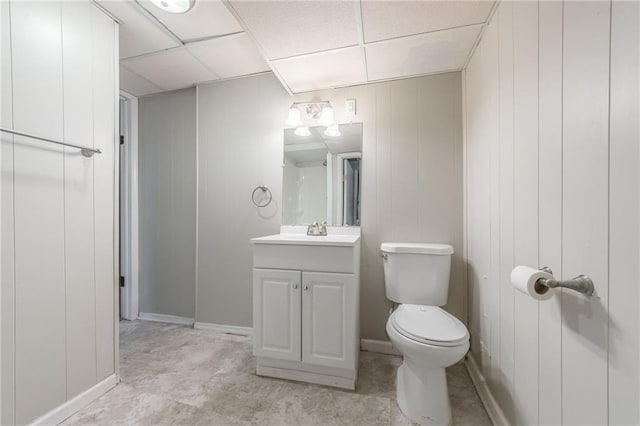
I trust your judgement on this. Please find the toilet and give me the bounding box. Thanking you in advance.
[381,242,469,426]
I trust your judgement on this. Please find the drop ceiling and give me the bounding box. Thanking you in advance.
[100,0,494,97]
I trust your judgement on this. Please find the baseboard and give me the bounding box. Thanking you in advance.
[194,321,252,336]
[31,374,117,425]
[138,312,194,326]
[360,339,401,356]
[465,354,509,426]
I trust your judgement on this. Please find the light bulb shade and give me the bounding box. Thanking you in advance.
[295,126,311,137]
[324,124,341,138]
[319,105,335,126]
[285,106,302,127]
[150,0,195,14]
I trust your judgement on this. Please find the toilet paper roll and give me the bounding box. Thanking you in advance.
[510,265,555,300]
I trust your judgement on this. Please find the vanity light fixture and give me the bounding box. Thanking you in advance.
[285,101,338,138]
[150,0,195,14]
[319,105,335,126]
[285,105,302,127]
[294,126,311,137]
[324,124,341,138]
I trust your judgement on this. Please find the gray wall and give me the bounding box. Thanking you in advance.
[196,74,290,326]
[195,72,464,340]
[139,88,197,318]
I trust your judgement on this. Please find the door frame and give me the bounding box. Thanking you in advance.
[119,90,139,321]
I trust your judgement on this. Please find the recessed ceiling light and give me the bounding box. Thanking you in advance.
[149,0,195,14]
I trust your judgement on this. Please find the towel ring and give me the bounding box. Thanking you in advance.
[252,185,272,208]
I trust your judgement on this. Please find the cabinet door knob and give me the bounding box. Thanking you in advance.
[304,285,309,291]
[293,283,298,289]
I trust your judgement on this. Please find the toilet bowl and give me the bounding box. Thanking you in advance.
[386,304,469,426]
[380,242,469,426]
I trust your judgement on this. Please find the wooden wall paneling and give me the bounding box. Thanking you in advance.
[464,42,483,365]
[11,1,66,422]
[62,0,98,398]
[608,0,640,423]
[389,79,419,240]
[92,7,116,381]
[480,16,501,389]
[0,0,15,423]
[537,1,563,424]
[561,1,611,424]
[512,1,539,424]
[496,2,516,422]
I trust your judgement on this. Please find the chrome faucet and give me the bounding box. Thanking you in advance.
[306,221,328,236]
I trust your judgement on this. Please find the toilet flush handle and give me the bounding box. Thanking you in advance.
[380,252,388,260]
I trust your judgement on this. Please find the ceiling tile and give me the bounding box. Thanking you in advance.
[96,0,180,59]
[228,0,360,60]
[120,65,165,96]
[272,47,366,93]
[361,0,493,43]
[122,49,218,91]
[365,25,481,81]
[187,33,270,79]
[138,0,243,42]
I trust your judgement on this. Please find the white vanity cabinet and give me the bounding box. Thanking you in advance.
[251,229,360,390]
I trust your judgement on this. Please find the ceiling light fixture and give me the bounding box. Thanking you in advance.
[149,0,195,14]
[285,101,339,138]
[319,106,335,126]
[285,105,302,127]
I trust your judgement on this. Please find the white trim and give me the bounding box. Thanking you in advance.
[194,322,253,336]
[138,312,194,326]
[31,374,117,426]
[118,90,139,321]
[360,339,401,356]
[465,354,509,426]
[194,86,200,324]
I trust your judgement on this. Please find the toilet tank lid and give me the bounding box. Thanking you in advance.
[380,242,454,255]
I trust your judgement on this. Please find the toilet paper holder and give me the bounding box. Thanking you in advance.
[536,267,595,297]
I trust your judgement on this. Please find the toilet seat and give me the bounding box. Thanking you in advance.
[390,304,469,347]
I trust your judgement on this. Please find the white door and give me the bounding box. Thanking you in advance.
[253,268,301,361]
[302,272,356,369]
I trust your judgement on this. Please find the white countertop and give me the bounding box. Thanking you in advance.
[251,233,360,247]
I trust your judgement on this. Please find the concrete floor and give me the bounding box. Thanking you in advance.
[63,320,490,425]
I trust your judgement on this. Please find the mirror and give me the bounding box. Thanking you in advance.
[282,123,362,226]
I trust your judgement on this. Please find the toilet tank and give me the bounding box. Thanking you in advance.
[381,242,454,306]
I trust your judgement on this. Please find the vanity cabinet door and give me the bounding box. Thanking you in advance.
[302,272,357,369]
[253,269,302,361]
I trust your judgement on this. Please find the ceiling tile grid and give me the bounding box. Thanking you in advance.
[365,24,483,82]
[137,0,243,42]
[272,46,367,94]
[103,0,495,96]
[227,0,361,60]
[121,49,217,92]
[96,0,180,59]
[186,33,270,79]
[360,0,494,43]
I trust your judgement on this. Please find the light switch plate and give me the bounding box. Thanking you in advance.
[345,99,356,117]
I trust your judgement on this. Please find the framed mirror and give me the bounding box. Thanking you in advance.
[282,123,362,226]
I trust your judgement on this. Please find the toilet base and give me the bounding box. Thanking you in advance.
[396,361,451,426]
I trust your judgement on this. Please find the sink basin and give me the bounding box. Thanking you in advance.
[251,233,359,247]
[251,226,360,273]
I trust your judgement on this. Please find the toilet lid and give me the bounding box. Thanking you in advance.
[391,304,469,347]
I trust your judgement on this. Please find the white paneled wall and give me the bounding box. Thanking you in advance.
[0,1,118,424]
[464,1,639,424]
